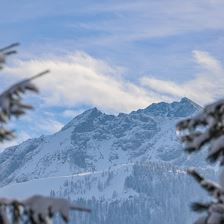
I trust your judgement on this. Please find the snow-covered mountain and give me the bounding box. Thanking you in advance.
[0,97,211,224]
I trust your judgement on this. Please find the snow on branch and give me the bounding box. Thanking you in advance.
[0,43,91,223]
[0,43,19,69]
[186,168,224,223]
[176,99,224,164]
[0,195,90,224]
[192,203,224,224]
[187,168,224,200]
[0,70,49,141]
[176,98,224,223]
[0,43,49,142]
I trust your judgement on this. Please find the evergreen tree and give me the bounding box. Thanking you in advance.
[0,43,90,224]
[177,99,224,223]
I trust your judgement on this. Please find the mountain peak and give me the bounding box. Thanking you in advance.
[82,107,102,117]
[143,97,201,117]
[70,107,103,122]
[0,96,206,189]
[180,97,200,107]
[61,107,102,131]
[180,97,190,102]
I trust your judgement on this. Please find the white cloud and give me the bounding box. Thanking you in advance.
[192,50,223,74]
[62,109,84,118]
[36,118,64,133]
[3,1,224,46]
[3,49,224,116]
[141,50,224,105]
[1,49,223,152]
[25,111,64,134]
[67,0,224,44]
[3,52,168,113]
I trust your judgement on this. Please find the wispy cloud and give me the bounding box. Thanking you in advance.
[36,118,64,133]
[62,109,84,118]
[3,49,224,113]
[3,52,168,113]
[1,49,223,151]
[2,1,224,44]
[66,0,224,44]
[1,0,223,151]
[141,50,224,105]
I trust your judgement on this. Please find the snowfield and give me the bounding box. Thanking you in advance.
[0,98,212,224]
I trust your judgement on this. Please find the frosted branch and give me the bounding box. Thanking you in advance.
[0,195,90,224]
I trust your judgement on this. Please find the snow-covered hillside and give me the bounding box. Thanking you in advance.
[0,97,211,223]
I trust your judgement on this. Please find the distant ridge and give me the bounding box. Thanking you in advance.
[134,97,201,117]
[0,97,207,224]
[0,97,203,187]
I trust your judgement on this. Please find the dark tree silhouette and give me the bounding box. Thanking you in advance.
[176,99,224,223]
[0,43,90,224]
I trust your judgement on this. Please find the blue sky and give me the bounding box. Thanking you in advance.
[1,0,224,149]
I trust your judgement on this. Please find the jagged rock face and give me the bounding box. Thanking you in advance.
[0,98,212,224]
[143,97,201,117]
[0,98,203,187]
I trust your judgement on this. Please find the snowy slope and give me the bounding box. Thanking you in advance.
[0,162,210,224]
[0,97,210,224]
[0,97,202,187]
[0,163,134,199]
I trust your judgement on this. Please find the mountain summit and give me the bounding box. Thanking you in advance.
[0,97,206,224]
[0,97,202,187]
[143,97,201,117]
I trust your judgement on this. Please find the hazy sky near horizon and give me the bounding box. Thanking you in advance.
[1,0,224,149]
